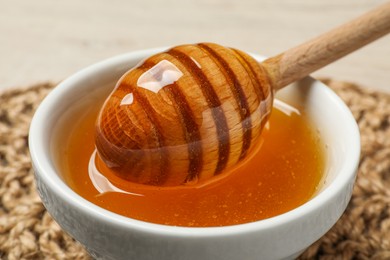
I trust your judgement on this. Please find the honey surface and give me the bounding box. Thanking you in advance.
[58,98,324,227]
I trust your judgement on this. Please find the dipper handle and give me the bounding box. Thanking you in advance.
[263,1,390,90]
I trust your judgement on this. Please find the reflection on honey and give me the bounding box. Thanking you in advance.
[58,99,325,227]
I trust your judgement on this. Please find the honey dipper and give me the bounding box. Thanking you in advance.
[95,2,390,186]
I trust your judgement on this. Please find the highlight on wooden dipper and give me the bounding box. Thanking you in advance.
[95,2,390,186]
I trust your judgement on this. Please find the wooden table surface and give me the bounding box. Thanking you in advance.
[1,0,389,92]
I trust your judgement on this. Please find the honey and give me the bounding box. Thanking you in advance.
[56,90,325,227]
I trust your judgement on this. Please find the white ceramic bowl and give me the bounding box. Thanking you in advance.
[29,48,360,260]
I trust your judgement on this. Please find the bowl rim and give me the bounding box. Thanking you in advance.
[29,47,360,237]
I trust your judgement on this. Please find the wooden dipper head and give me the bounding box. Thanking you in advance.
[96,2,390,186]
[95,43,273,186]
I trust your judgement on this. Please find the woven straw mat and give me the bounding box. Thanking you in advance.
[0,80,389,260]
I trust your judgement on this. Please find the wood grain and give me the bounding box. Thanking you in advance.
[1,0,389,93]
